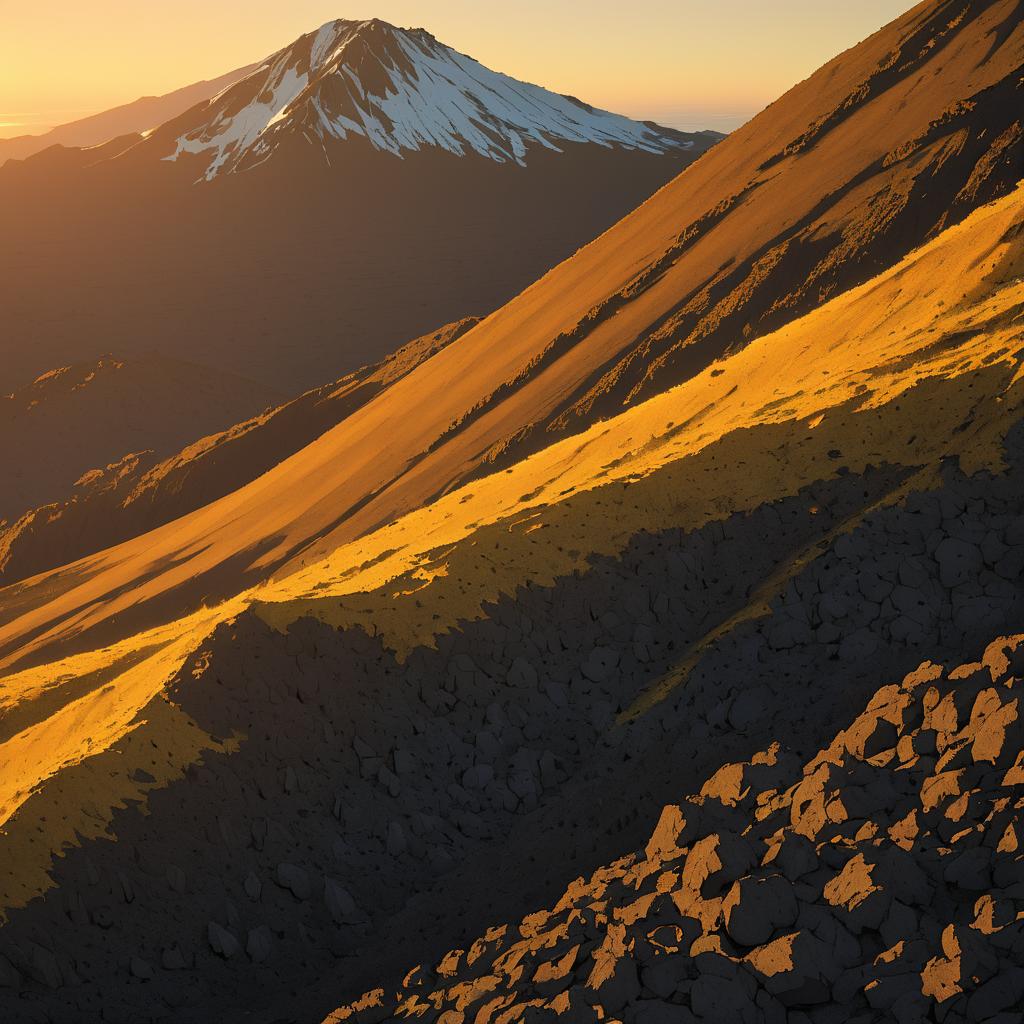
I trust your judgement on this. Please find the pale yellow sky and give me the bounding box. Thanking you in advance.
[1,1,916,137]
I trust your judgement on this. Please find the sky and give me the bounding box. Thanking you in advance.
[1,1,916,138]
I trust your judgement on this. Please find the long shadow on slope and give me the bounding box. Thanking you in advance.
[2,419,1024,1022]
[0,532,291,675]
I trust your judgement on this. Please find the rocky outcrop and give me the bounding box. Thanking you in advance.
[325,635,1024,1024]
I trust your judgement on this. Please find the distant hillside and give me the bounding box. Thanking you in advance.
[0,355,282,524]
[0,63,256,165]
[0,319,478,583]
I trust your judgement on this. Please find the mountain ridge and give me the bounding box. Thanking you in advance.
[0,355,283,526]
[0,185,1021,1020]
[146,17,705,180]
[0,0,1019,675]
[0,319,479,584]
[0,19,717,396]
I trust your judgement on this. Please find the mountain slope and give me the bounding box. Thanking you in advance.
[2,170,1022,854]
[0,319,478,584]
[1,6,1023,1020]
[0,20,716,395]
[0,0,1018,670]
[407,0,1023,476]
[0,186,1022,1023]
[0,62,257,166]
[148,18,700,180]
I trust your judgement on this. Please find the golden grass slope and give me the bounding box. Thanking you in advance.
[253,185,1024,642]
[0,186,1021,917]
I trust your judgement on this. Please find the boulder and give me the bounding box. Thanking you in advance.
[935,538,983,588]
[207,922,239,959]
[247,926,273,964]
[325,879,360,924]
[129,956,153,980]
[722,875,798,947]
[276,862,312,901]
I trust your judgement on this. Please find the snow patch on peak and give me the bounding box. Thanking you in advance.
[164,19,694,179]
[310,20,342,68]
[166,60,309,178]
[374,33,674,163]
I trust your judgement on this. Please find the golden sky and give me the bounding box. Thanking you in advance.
[1,1,915,137]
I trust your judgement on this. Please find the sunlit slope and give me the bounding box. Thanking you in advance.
[254,186,1024,643]
[0,185,1020,912]
[1,186,1022,676]
[1,0,1020,678]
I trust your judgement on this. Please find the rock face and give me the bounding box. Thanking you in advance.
[325,636,1024,1024]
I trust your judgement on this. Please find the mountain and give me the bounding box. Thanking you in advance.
[0,355,283,525]
[0,19,718,396]
[146,18,703,180]
[0,2,1022,1022]
[0,63,257,166]
[0,0,1017,672]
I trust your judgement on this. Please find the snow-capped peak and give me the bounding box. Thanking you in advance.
[161,19,697,179]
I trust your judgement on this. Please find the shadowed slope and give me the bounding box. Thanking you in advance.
[0,356,283,524]
[321,635,1024,1024]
